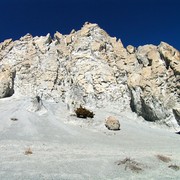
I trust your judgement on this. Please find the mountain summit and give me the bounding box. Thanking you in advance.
[0,22,179,127]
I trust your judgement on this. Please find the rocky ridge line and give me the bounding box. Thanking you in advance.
[0,22,179,127]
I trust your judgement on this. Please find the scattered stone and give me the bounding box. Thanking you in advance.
[156,154,171,163]
[116,157,143,173]
[168,164,180,171]
[10,118,18,121]
[24,147,33,155]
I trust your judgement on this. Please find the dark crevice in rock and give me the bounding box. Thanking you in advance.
[140,98,156,122]
[160,53,170,70]
[129,90,136,113]
[148,59,152,66]
[51,58,60,92]
[173,109,180,126]
[129,88,161,122]
[5,71,16,98]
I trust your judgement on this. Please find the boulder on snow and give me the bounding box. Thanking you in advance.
[105,116,120,131]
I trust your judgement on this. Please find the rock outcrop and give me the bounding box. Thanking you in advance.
[0,22,179,127]
[128,43,180,125]
[0,65,15,98]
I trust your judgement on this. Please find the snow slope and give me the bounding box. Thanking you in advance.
[0,96,180,179]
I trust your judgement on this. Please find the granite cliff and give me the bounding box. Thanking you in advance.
[0,22,179,127]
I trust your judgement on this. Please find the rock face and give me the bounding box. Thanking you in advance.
[0,22,179,127]
[128,43,180,124]
[0,65,15,98]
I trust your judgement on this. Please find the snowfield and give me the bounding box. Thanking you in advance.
[0,96,180,180]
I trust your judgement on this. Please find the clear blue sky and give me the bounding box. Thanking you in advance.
[1,0,180,50]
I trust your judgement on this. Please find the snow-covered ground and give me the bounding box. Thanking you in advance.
[0,96,180,179]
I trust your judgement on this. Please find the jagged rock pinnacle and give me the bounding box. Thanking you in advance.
[0,23,179,127]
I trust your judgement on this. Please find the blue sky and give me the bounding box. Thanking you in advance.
[1,0,180,49]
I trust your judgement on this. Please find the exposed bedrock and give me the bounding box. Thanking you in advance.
[0,23,179,127]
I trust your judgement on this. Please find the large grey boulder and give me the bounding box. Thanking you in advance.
[105,116,120,131]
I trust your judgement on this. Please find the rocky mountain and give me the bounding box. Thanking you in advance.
[0,22,179,128]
